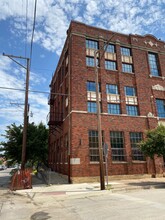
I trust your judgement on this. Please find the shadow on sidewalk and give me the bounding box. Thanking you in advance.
[127,181,165,188]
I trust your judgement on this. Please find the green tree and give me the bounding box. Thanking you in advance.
[139,125,165,159]
[0,122,48,167]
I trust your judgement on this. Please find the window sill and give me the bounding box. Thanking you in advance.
[90,162,106,164]
[90,162,99,164]
[149,75,165,80]
[132,161,146,163]
[122,72,135,75]
[105,69,118,72]
[112,161,127,164]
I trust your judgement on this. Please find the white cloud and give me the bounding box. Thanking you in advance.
[0,55,49,132]
[1,0,165,55]
[0,0,165,139]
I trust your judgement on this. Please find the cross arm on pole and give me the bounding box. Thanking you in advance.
[2,53,29,70]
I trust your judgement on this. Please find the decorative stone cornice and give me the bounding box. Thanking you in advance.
[144,40,158,47]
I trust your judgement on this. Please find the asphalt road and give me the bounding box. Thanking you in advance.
[0,168,11,188]
[1,169,165,220]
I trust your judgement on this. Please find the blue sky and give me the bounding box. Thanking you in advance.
[0,0,165,142]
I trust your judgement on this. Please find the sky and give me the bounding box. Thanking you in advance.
[0,0,165,142]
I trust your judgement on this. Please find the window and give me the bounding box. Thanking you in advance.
[105,60,117,70]
[86,39,98,49]
[148,53,160,76]
[130,132,144,161]
[126,105,138,116]
[88,130,104,162]
[121,47,131,56]
[156,99,165,118]
[125,86,136,96]
[86,56,99,67]
[105,44,115,53]
[110,131,125,161]
[108,104,121,114]
[106,84,119,94]
[87,81,100,92]
[88,101,97,113]
[87,82,96,92]
[86,56,95,67]
[122,63,133,73]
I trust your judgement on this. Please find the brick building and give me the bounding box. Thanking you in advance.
[47,21,165,183]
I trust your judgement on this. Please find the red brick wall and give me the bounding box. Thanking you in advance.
[48,21,165,179]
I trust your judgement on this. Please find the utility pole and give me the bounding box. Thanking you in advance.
[94,33,116,190]
[94,50,105,190]
[2,53,30,170]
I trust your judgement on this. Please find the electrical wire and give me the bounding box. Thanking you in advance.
[0,86,157,104]
[29,0,37,67]
[25,0,28,58]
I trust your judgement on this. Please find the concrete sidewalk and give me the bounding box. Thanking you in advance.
[13,174,165,197]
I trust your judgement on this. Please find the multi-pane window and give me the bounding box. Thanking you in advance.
[121,47,131,56]
[105,44,115,53]
[126,105,138,116]
[86,56,99,67]
[106,84,119,94]
[88,101,97,113]
[105,60,117,70]
[156,99,165,118]
[87,81,100,92]
[86,39,98,49]
[130,132,144,161]
[110,131,125,161]
[88,130,104,162]
[108,104,121,114]
[125,86,136,96]
[87,81,96,92]
[148,53,160,76]
[86,56,95,67]
[122,63,133,73]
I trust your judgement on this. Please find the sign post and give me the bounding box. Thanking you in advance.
[103,143,109,187]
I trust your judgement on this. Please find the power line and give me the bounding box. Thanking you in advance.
[30,0,37,67]
[0,86,157,105]
[25,0,29,57]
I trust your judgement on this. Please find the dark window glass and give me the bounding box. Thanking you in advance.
[156,99,165,118]
[148,53,160,76]
[121,47,131,56]
[105,44,115,53]
[126,105,138,116]
[105,60,117,70]
[88,130,104,162]
[86,56,95,67]
[86,56,99,67]
[110,131,125,161]
[125,86,136,96]
[106,84,118,94]
[108,104,121,114]
[88,101,97,113]
[130,132,144,161]
[86,39,98,50]
[87,82,100,92]
[122,63,133,73]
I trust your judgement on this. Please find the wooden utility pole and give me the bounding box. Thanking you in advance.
[22,58,30,169]
[94,33,116,190]
[2,53,30,170]
[94,50,105,190]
